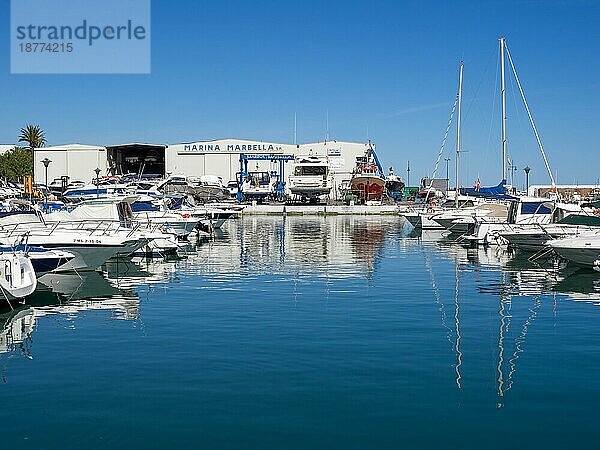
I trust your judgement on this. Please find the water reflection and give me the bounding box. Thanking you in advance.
[1,215,600,401]
[0,258,176,361]
[184,216,396,280]
[409,227,600,405]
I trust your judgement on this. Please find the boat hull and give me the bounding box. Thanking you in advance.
[549,237,600,267]
[350,176,385,202]
[433,217,472,234]
[403,212,444,230]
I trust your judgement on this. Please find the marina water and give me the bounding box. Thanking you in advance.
[1,216,599,448]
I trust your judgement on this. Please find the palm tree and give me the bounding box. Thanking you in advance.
[18,124,46,150]
[18,124,46,180]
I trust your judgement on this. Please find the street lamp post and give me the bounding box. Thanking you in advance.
[94,167,101,198]
[444,157,451,195]
[41,157,52,204]
[524,166,531,194]
[406,161,411,198]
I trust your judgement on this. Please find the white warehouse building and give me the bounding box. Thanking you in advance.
[166,139,371,198]
[34,138,373,199]
[33,143,107,185]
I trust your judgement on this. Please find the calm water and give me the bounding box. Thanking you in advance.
[1,216,600,449]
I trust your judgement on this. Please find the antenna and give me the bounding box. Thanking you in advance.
[294,112,297,145]
[325,110,329,142]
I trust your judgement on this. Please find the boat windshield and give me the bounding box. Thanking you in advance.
[294,166,327,176]
[247,172,271,186]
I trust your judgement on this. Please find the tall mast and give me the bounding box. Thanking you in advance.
[500,36,507,181]
[455,61,463,209]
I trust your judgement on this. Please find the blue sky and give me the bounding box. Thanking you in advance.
[1,0,599,188]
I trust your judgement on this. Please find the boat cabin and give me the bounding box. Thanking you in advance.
[507,197,554,224]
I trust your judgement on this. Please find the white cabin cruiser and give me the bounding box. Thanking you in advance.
[497,205,597,251]
[288,156,331,201]
[240,172,274,201]
[181,204,240,229]
[0,211,145,271]
[62,183,128,202]
[463,197,554,246]
[433,203,509,234]
[548,234,600,268]
[130,198,201,238]
[44,197,181,256]
[401,197,479,230]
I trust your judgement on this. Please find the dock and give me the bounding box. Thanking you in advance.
[240,204,400,215]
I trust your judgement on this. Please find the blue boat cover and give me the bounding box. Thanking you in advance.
[459,179,517,200]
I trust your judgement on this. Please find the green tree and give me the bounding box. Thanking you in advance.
[0,147,33,180]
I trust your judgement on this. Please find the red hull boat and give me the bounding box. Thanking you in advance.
[350,145,386,202]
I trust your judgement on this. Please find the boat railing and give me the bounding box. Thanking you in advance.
[0,218,168,239]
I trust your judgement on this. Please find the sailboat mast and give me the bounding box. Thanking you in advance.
[455,61,463,209]
[500,36,507,181]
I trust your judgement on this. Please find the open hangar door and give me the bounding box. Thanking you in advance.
[106,143,167,177]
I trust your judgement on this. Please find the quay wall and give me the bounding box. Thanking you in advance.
[240,204,400,215]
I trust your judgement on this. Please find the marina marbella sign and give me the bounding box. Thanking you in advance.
[177,140,290,154]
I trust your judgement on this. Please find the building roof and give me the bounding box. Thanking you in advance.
[35,143,106,151]
[169,138,368,146]
[106,142,166,149]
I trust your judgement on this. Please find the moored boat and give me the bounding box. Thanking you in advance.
[0,251,37,299]
[548,234,600,267]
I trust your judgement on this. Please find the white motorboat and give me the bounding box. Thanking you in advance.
[240,171,275,201]
[0,211,144,272]
[62,183,128,202]
[288,156,331,201]
[400,197,479,230]
[181,203,240,229]
[3,245,75,275]
[0,251,37,299]
[402,208,446,230]
[548,234,600,267]
[500,223,600,252]
[463,197,555,246]
[131,198,201,238]
[44,197,184,256]
[433,203,508,234]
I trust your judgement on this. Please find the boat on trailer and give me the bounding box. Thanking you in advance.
[288,156,331,202]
